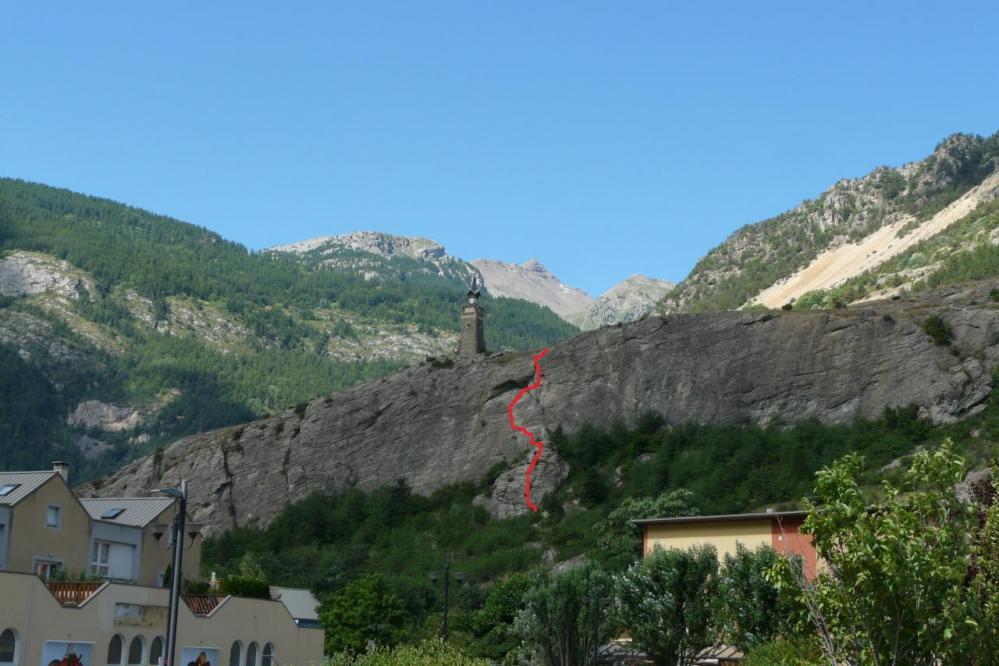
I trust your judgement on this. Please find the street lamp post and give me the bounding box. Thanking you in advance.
[428,555,464,641]
[155,481,188,666]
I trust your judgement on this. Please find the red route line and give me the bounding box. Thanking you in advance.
[506,348,551,513]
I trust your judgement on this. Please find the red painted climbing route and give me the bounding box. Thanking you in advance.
[506,348,551,512]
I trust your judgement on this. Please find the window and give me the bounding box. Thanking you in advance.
[261,643,274,666]
[229,642,242,666]
[34,558,61,580]
[92,541,111,577]
[149,637,163,665]
[101,508,127,520]
[128,636,146,666]
[90,541,135,580]
[108,635,124,666]
[0,629,17,666]
[245,642,257,666]
[46,505,61,528]
[0,484,18,497]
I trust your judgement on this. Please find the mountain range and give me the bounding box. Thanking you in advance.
[265,231,675,330]
[3,128,999,502]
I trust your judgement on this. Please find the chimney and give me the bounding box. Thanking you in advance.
[52,461,70,484]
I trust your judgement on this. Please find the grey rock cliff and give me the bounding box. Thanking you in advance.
[80,281,999,534]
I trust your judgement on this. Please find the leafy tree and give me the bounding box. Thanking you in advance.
[614,545,718,666]
[514,564,614,666]
[470,573,531,660]
[320,574,408,654]
[715,544,791,652]
[591,489,697,571]
[773,441,998,665]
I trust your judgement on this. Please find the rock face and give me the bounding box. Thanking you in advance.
[80,280,999,535]
[471,258,594,320]
[0,251,96,300]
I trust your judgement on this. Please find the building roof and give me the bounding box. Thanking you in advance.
[270,587,320,621]
[184,594,226,617]
[79,497,176,527]
[633,510,809,527]
[0,470,59,506]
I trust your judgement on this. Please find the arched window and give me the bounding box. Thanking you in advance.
[261,643,275,666]
[245,642,258,666]
[229,641,242,666]
[107,635,125,666]
[127,636,146,666]
[149,637,164,665]
[0,629,18,666]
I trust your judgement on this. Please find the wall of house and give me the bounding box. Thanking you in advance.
[770,516,818,580]
[643,520,773,561]
[89,522,144,583]
[138,505,201,588]
[0,572,324,666]
[6,479,90,577]
[0,507,10,571]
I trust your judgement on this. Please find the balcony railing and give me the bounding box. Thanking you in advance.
[47,581,104,606]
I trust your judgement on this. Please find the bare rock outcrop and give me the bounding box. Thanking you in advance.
[80,281,999,535]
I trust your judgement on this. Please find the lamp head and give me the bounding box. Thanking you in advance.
[154,487,184,500]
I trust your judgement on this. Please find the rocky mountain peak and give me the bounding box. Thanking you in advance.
[569,274,675,330]
[470,258,593,320]
[268,231,449,262]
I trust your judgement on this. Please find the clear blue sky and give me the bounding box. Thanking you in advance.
[2,2,997,295]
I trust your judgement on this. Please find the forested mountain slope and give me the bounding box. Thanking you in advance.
[0,179,577,477]
[662,131,999,313]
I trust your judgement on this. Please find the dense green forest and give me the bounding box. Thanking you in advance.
[0,178,578,478]
[202,391,997,661]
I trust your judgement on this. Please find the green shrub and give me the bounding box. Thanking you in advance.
[922,314,952,345]
[219,576,270,598]
[326,639,490,666]
[744,638,823,665]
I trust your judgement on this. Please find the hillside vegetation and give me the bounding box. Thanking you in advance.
[202,389,999,661]
[662,131,999,313]
[0,178,578,478]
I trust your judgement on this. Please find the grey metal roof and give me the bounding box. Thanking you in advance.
[79,497,176,527]
[633,510,809,526]
[269,587,320,621]
[0,471,59,506]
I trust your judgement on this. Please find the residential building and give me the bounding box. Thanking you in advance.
[0,571,324,666]
[0,466,199,585]
[0,464,325,665]
[0,466,93,578]
[79,497,200,587]
[634,509,818,581]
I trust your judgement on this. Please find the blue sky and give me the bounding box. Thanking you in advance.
[2,2,997,295]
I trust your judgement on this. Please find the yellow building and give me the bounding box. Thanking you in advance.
[0,572,324,666]
[0,466,92,578]
[0,466,199,585]
[635,510,817,580]
[0,465,324,665]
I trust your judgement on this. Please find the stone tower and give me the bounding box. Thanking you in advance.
[459,277,486,356]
